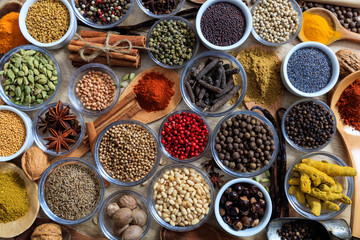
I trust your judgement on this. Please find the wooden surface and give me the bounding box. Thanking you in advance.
[330,70,360,238]
[0,163,39,238]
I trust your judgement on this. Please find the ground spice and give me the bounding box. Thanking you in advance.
[0,12,28,54]
[300,12,335,44]
[0,171,30,223]
[0,110,26,156]
[337,78,360,131]
[231,48,282,106]
[133,72,174,112]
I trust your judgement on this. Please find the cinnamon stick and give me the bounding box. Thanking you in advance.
[69,40,139,56]
[70,53,140,68]
[80,30,146,47]
[86,122,97,153]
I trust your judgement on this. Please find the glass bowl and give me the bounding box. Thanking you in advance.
[158,110,211,163]
[251,0,303,47]
[284,151,354,220]
[70,0,135,29]
[148,163,214,232]
[146,16,199,69]
[211,110,279,178]
[68,63,121,116]
[38,158,105,225]
[32,102,85,156]
[281,99,336,152]
[0,45,61,111]
[180,51,247,118]
[94,119,160,187]
[136,0,185,18]
[99,190,152,240]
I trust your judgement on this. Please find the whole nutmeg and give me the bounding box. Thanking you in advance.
[118,195,137,210]
[106,202,120,218]
[113,208,133,227]
[31,223,62,240]
[22,146,50,181]
[131,208,147,227]
[113,224,129,237]
[121,225,143,240]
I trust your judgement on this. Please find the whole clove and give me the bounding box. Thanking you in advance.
[142,0,180,15]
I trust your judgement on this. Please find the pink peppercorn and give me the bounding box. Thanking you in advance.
[161,112,209,160]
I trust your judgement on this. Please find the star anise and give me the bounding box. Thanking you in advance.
[44,128,76,154]
[48,101,76,129]
[37,114,51,134]
[209,171,225,189]
[67,119,81,138]
[201,158,220,173]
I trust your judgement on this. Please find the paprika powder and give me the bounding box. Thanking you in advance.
[133,72,174,112]
[336,78,360,131]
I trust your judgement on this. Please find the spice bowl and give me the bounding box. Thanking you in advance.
[136,0,185,18]
[281,41,339,97]
[68,63,121,116]
[0,106,34,162]
[94,120,161,187]
[180,51,247,118]
[19,0,77,49]
[211,110,279,178]
[32,102,85,156]
[285,152,354,220]
[215,178,272,237]
[195,0,252,51]
[0,45,62,111]
[146,16,199,69]
[148,164,214,232]
[99,190,152,240]
[158,110,211,163]
[38,158,105,225]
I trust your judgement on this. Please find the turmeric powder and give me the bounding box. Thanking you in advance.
[306,194,321,217]
[300,12,335,45]
[0,12,28,54]
[294,163,335,186]
[302,158,357,177]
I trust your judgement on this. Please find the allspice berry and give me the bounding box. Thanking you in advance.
[22,146,50,181]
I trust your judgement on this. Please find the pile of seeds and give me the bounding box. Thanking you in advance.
[200,2,246,46]
[98,123,157,182]
[0,110,26,157]
[75,0,131,25]
[45,163,101,220]
[26,0,70,43]
[220,183,266,230]
[277,220,326,240]
[0,49,58,105]
[153,167,211,227]
[287,47,332,93]
[141,0,180,15]
[284,101,335,149]
[214,114,276,173]
[253,0,300,43]
[76,70,116,111]
[148,19,196,66]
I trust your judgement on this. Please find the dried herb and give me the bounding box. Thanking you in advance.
[209,171,225,189]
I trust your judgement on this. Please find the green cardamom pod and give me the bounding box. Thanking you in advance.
[51,76,58,81]
[122,74,129,82]
[4,80,11,85]
[13,68,19,74]
[36,99,43,104]
[15,86,21,97]
[28,69,33,76]
[129,73,136,81]
[4,86,9,91]
[44,85,50,91]
[9,91,15,97]
[4,62,9,70]
[37,79,47,85]
[31,95,36,101]
[34,59,39,68]
[41,91,47,99]
[39,57,48,65]
[52,80,58,85]
[27,50,36,56]
[33,69,39,76]
[47,70,52,78]
[17,78,23,85]
[35,84,45,90]
[18,71,25,77]
[45,64,54,71]
[53,70,58,76]
[37,94,42,99]
[24,77,29,85]
[48,90,54,95]
[25,85,31,95]
[14,58,21,68]
[47,81,55,90]
[28,75,34,83]
[24,95,31,105]
[20,92,24,103]
[7,69,15,80]
[23,64,29,76]
[9,85,16,92]
[20,49,25,56]
[0,71,4,75]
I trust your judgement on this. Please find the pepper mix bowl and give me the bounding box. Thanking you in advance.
[19,0,77,49]
[281,42,339,97]
[284,152,354,220]
[136,0,185,19]
[180,51,247,118]
[94,120,160,187]
[99,190,152,240]
[146,16,199,69]
[68,63,121,116]
[148,164,214,232]
[0,106,34,162]
[158,110,211,163]
[211,110,279,178]
[215,178,272,237]
[0,45,62,111]
[38,158,105,225]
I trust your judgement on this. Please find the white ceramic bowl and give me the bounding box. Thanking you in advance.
[195,0,252,51]
[215,178,272,237]
[19,0,77,49]
[281,41,339,97]
[0,106,34,162]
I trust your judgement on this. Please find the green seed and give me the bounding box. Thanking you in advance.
[260,177,270,183]
[15,86,21,97]
[129,73,136,81]
[122,74,129,82]
[265,170,271,178]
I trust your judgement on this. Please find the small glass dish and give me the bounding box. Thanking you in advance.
[0,45,61,111]
[284,151,354,220]
[148,163,214,232]
[70,0,135,29]
[94,120,160,187]
[158,110,211,163]
[38,158,105,225]
[32,102,85,156]
[180,51,247,118]
[211,110,279,178]
[146,16,199,69]
[251,0,303,47]
[68,63,121,116]
[99,190,152,240]
[281,99,336,152]
[136,0,185,18]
